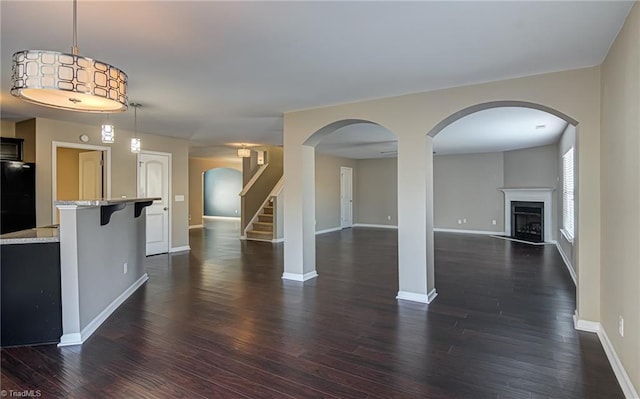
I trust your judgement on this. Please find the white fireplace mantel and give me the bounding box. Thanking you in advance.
[499,188,555,242]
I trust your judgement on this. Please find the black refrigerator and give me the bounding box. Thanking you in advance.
[1,161,36,234]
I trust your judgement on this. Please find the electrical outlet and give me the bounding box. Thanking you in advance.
[463,218,467,224]
[457,219,462,225]
[123,263,128,274]
[492,219,497,225]
[619,316,624,337]
[387,215,391,221]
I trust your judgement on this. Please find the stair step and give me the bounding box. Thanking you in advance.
[247,230,273,240]
[258,214,273,222]
[252,222,273,232]
[263,206,274,215]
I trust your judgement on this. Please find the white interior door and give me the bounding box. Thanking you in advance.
[79,151,103,200]
[137,152,170,255]
[340,166,353,228]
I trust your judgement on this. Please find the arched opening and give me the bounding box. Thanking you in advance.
[425,100,579,308]
[283,119,400,286]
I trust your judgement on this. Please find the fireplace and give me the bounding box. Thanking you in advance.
[511,201,544,242]
[500,188,554,243]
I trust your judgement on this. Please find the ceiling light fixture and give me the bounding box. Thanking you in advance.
[237,145,251,158]
[10,0,128,113]
[130,102,141,153]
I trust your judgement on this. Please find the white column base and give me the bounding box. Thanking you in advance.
[282,271,318,282]
[396,289,437,304]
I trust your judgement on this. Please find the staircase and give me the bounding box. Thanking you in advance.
[246,199,274,240]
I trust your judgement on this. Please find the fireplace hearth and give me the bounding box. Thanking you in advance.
[511,201,544,242]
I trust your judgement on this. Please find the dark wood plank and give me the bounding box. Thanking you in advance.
[0,221,625,398]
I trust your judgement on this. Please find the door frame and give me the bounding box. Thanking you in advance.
[137,150,172,252]
[340,166,353,228]
[51,141,111,224]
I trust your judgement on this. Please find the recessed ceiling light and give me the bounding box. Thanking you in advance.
[535,124,546,129]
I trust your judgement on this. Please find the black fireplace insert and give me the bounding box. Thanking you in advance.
[511,201,544,242]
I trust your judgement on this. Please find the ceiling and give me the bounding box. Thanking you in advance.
[0,1,633,157]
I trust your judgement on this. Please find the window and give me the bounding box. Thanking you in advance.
[562,148,574,241]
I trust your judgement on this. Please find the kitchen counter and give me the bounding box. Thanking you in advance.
[55,197,160,207]
[0,225,59,245]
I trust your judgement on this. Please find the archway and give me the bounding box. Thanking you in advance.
[425,100,579,304]
[282,119,400,283]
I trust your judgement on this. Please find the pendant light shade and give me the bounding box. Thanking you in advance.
[101,124,115,143]
[10,1,128,113]
[130,102,141,153]
[237,145,250,158]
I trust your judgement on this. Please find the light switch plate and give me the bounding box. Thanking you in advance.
[175,195,185,202]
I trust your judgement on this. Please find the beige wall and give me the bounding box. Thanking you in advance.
[1,120,16,137]
[354,158,398,226]
[33,118,190,250]
[434,152,504,232]
[189,157,241,227]
[315,153,356,231]
[600,3,640,393]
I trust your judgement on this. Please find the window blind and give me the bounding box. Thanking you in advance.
[562,148,574,240]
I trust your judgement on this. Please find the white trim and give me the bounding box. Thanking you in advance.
[203,215,240,220]
[58,333,82,347]
[560,228,574,244]
[573,314,639,399]
[435,228,505,235]
[426,288,438,303]
[170,245,191,253]
[282,271,318,282]
[396,291,428,303]
[598,326,639,399]
[555,241,576,285]
[353,223,398,229]
[239,163,269,196]
[189,224,203,230]
[273,238,284,243]
[51,141,112,224]
[316,227,342,235]
[58,273,148,347]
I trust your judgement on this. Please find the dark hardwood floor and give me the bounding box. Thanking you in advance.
[1,221,624,398]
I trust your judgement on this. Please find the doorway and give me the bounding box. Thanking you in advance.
[340,166,353,228]
[137,151,171,255]
[51,141,111,224]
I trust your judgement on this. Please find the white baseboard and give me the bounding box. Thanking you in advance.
[555,242,576,285]
[59,273,149,347]
[396,291,428,303]
[188,224,203,229]
[427,288,438,303]
[282,271,318,282]
[353,223,398,229]
[170,245,191,253]
[573,313,639,399]
[316,227,342,235]
[434,228,505,235]
[599,326,639,399]
[203,216,240,220]
[58,333,82,347]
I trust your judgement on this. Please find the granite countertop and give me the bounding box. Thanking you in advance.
[54,197,161,207]
[0,226,60,245]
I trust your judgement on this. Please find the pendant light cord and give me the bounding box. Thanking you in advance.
[72,0,79,55]
[134,105,138,138]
